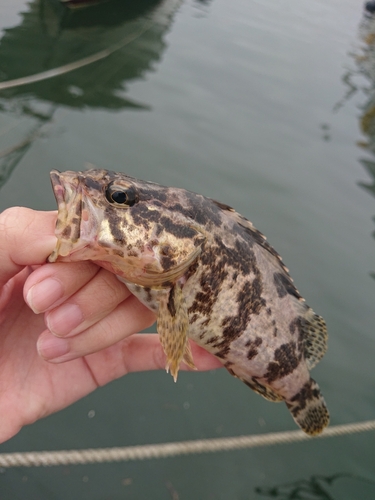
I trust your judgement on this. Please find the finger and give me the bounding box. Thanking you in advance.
[0,208,57,288]
[37,294,157,362]
[24,261,101,314]
[85,334,223,386]
[42,268,133,337]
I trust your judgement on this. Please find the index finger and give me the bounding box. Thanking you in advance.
[0,207,57,287]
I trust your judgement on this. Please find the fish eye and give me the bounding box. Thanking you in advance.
[105,183,138,207]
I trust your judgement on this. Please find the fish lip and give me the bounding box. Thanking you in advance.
[50,169,65,206]
[50,169,82,211]
[49,169,86,261]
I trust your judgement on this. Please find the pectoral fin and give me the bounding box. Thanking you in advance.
[157,284,196,382]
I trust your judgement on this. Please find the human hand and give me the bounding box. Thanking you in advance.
[0,207,221,444]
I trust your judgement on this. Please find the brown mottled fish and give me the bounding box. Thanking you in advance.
[48,169,329,435]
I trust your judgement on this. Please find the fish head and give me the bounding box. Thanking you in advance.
[48,169,206,287]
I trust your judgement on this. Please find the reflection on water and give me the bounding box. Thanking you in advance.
[255,473,375,500]
[337,10,375,278]
[357,13,375,279]
[0,0,180,188]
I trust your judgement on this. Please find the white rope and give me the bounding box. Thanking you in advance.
[0,419,374,468]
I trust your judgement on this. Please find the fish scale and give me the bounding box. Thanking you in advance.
[49,168,329,435]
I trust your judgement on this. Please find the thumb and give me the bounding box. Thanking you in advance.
[0,207,57,288]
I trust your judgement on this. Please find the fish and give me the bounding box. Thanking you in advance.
[48,168,329,435]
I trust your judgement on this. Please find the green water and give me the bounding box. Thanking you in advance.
[1,0,375,498]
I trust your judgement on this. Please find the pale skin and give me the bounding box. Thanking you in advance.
[0,207,221,444]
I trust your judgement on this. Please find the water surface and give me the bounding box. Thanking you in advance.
[0,0,374,498]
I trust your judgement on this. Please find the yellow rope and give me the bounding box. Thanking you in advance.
[0,419,374,468]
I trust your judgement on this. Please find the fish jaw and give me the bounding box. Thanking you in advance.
[48,170,102,262]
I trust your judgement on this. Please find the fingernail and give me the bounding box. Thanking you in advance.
[46,303,83,337]
[37,331,70,362]
[26,278,63,314]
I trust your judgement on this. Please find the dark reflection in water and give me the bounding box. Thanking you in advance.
[357,14,375,279]
[0,0,180,188]
[337,11,375,278]
[255,473,375,500]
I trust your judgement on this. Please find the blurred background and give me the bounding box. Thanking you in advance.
[0,0,375,498]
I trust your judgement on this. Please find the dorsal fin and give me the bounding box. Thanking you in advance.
[211,200,291,277]
[212,198,328,371]
[300,308,328,370]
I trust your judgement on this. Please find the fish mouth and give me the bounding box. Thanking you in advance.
[50,170,66,208]
[50,169,82,210]
[49,169,86,261]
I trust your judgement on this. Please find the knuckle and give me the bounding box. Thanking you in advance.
[46,260,97,284]
[0,206,29,226]
[98,270,129,303]
[0,207,34,243]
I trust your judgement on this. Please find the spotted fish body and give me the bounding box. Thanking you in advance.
[49,169,329,435]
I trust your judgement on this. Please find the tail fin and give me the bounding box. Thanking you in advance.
[286,378,329,435]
